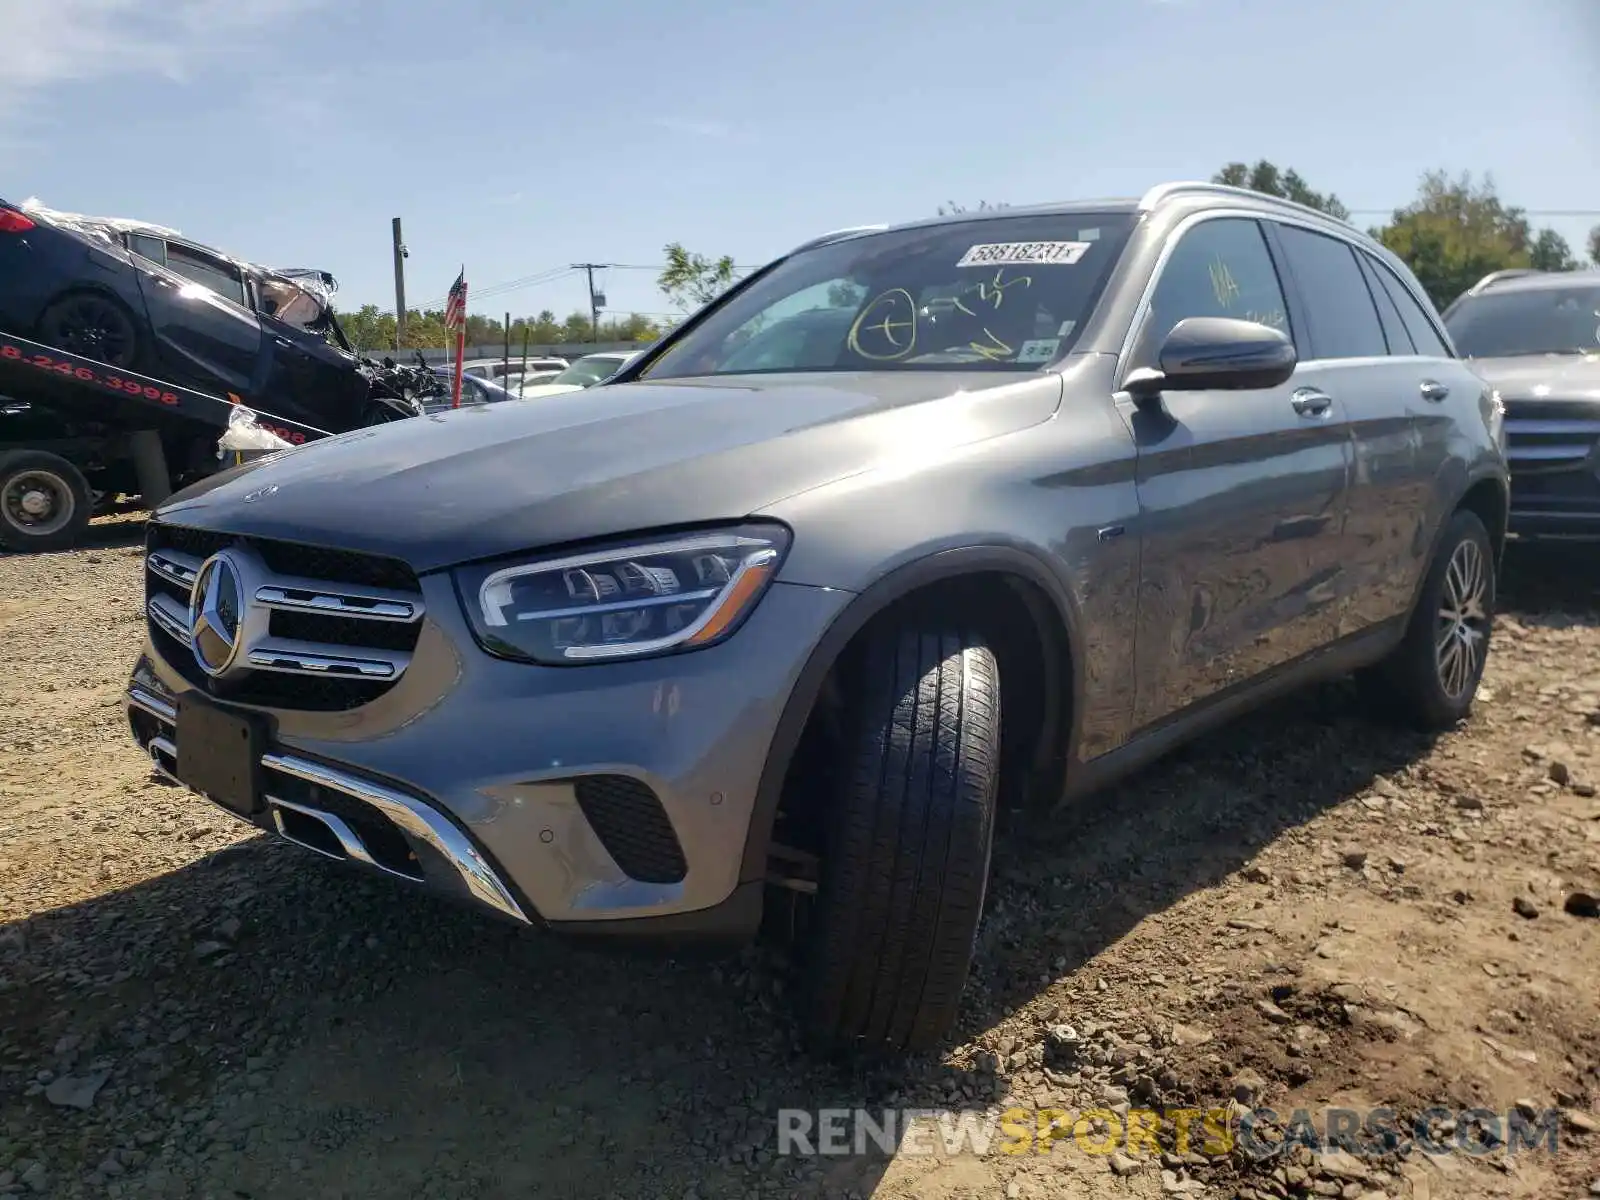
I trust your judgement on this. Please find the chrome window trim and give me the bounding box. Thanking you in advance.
[1113,205,1451,389]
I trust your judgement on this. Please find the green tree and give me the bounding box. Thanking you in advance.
[1371,171,1537,309]
[1589,225,1600,267]
[658,242,740,311]
[1529,228,1576,272]
[1213,160,1350,221]
[937,200,1009,216]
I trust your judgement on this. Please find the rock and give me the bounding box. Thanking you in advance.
[44,1069,110,1110]
[217,916,243,941]
[1341,850,1369,870]
[1109,1150,1142,1175]
[18,1162,48,1193]
[1314,1150,1370,1182]
[1587,1178,1600,1196]
[1564,1109,1598,1134]
[1006,1183,1022,1199]
[1511,1098,1541,1118]
[1512,896,1540,920]
[193,940,228,960]
[1564,892,1599,919]
[1256,1000,1292,1024]
[1452,795,1484,811]
[1574,782,1597,798]
[1169,1022,1213,1047]
[1231,1068,1268,1105]
[1549,761,1572,785]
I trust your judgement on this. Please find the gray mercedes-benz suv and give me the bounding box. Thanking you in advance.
[1441,266,1600,539]
[125,181,1509,1056]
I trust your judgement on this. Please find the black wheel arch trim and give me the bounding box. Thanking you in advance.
[736,542,1083,886]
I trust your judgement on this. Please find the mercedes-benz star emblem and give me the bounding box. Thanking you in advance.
[189,551,246,677]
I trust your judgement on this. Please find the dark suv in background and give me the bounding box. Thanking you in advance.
[1443,267,1600,539]
[124,181,1508,1057]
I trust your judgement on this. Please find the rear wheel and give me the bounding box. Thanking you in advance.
[802,627,1001,1057]
[0,450,93,552]
[36,291,141,369]
[1362,508,1495,730]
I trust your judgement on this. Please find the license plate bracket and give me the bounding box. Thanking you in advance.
[175,694,266,817]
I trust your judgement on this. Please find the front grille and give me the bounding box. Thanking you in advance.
[143,521,426,712]
[1503,400,1600,476]
[572,775,688,885]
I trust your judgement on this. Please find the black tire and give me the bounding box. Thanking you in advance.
[1362,508,1495,731]
[802,627,1001,1057]
[0,450,93,552]
[36,290,142,369]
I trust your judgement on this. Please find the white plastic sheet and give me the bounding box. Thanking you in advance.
[217,407,294,459]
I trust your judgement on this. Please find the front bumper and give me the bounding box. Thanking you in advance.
[126,575,850,940]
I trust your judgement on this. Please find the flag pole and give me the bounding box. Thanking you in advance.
[451,266,467,410]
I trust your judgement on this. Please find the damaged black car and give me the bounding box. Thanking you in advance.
[0,198,437,432]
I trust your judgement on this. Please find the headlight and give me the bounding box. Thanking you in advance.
[454,524,790,664]
[1483,388,1507,451]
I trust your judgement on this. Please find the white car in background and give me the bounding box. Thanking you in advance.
[514,350,641,398]
[459,356,568,381]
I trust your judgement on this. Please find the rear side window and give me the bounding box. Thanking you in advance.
[166,243,247,308]
[1130,217,1292,371]
[127,234,168,267]
[1356,254,1414,354]
[1272,226,1386,360]
[1370,261,1452,357]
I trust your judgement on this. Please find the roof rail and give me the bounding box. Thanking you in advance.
[787,224,889,255]
[1464,268,1545,297]
[1137,180,1349,225]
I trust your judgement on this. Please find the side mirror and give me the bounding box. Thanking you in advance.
[1124,317,1297,406]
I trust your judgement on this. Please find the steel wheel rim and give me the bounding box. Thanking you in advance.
[1,468,75,537]
[1436,537,1489,700]
[55,298,134,365]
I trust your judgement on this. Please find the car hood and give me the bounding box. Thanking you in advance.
[155,368,1066,573]
[512,382,586,399]
[1466,353,1600,403]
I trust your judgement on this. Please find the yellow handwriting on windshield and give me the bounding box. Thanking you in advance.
[967,328,1014,361]
[1209,257,1241,309]
[953,269,1033,316]
[848,288,918,361]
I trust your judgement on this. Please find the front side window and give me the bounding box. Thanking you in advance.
[1273,225,1386,360]
[166,243,247,307]
[642,213,1136,379]
[1444,283,1600,358]
[1130,217,1291,371]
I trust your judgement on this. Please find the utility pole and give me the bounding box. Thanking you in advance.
[572,263,607,343]
[391,218,409,351]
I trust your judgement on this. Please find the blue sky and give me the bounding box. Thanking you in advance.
[4,0,1597,324]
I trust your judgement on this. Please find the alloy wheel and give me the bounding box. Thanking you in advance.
[1436,538,1490,700]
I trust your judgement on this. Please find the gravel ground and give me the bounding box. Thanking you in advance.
[2,518,1599,1200]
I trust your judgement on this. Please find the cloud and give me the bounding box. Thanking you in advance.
[0,0,324,122]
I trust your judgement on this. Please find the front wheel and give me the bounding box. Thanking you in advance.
[802,627,1001,1057]
[0,450,93,552]
[1362,508,1495,730]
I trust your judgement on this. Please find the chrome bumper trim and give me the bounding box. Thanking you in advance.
[261,752,529,924]
[129,685,178,724]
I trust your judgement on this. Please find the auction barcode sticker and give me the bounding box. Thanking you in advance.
[956,241,1091,267]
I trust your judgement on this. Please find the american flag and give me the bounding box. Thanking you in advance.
[443,269,467,331]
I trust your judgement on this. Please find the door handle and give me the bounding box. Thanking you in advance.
[1420,379,1449,402]
[1291,387,1333,417]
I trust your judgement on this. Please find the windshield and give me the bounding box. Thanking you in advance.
[641,213,1135,380]
[1446,283,1600,358]
[552,355,626,387]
